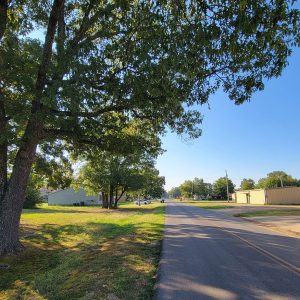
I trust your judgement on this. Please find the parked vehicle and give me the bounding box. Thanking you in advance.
[160,199,165,203]
[135,199,151,205]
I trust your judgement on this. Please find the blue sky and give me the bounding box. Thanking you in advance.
[157,47,300,190]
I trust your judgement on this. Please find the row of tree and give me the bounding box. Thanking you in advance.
[77,152,165,209]
[168,177,235,200]
[170,171,300,200]
[240,171,300,190]
[26,150,165,209]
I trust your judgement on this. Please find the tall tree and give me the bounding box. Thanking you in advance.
[141,167,165,199]
[179,180,194,198]
[0,1,299,254]
[256,171,299,188]
[213,177,235,199]
[78,151,158,208]
[193,177,212,197]
[240,178,255,190]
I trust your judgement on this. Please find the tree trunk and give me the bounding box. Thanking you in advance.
[0,111,42,255]
[0,96,7,201]
[108,185,114,209]
[0,0,62,255]
[114,189,125,209]
[102,192,109,208]
[0,137,39,255]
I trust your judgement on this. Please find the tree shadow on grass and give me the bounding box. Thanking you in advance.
[0,220,163,300]
[22,204,164,216]
[22,207,104,214]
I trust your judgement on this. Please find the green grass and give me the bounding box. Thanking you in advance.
[235,209,300,218]
[0,202,165,300]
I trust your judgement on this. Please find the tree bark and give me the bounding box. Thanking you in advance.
[113,189,125,208]
[0,96,7,201]
[0,118,41,255]
[0,0,8,201]
[108,185,114,209]
[0,0,63,255]
[102,192,109,208]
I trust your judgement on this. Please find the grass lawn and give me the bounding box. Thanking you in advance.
[174,199,234,210]
[0,202,165,300]
[235,209,300,218]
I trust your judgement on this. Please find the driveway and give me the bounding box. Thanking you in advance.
[153,201,300,300]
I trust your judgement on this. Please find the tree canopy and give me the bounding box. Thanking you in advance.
[178,177,212,198]
[240,178,255,190]
[256,171,299,188]
[213,177,235,199]
[77,151,164,208]
[0,0,300,254]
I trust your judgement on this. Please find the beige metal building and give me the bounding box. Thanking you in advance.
[232,186,300,205]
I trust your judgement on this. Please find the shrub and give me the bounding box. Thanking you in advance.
[23,184,43,209]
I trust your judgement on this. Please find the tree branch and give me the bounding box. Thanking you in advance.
[70,1,117,48]
[35,0,64,96]
[49,104,129,118]
[43,128,104,147]
[57,0,65,62]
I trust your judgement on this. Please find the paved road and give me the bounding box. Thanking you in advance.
[153,202,300,300]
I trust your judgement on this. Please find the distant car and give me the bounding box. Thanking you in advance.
[135,199,151,205]
[160,199,165,203]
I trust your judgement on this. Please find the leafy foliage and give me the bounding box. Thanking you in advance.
[139,167,165,199]
[31,154,73,189]
[178,178,212,198]
[213,177,235,199]
[78,151,164,207]
[256,171,299,188]
[2,1,300,157]
[23,182,43,209]
[240,178,255,190]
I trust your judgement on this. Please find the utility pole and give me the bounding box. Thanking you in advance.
[225,170,230,202]
[280,176,283,188]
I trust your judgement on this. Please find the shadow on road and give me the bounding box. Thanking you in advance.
[154,202,300,300]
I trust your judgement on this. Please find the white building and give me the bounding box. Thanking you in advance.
[48,188,100,206]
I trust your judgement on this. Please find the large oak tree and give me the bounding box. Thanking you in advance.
[0,0,299,254]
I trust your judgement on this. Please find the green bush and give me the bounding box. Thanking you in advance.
[23,184,43,208]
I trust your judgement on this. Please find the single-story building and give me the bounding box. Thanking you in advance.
[48,188,100,206]
[39,187,55,201]
[232,186,300,205]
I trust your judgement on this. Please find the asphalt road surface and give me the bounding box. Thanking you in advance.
[153,201,300,300]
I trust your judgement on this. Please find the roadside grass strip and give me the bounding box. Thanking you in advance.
[235,209,300,218]
[0,202,165,300]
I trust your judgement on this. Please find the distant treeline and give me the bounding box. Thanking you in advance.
[168,171,299,199]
